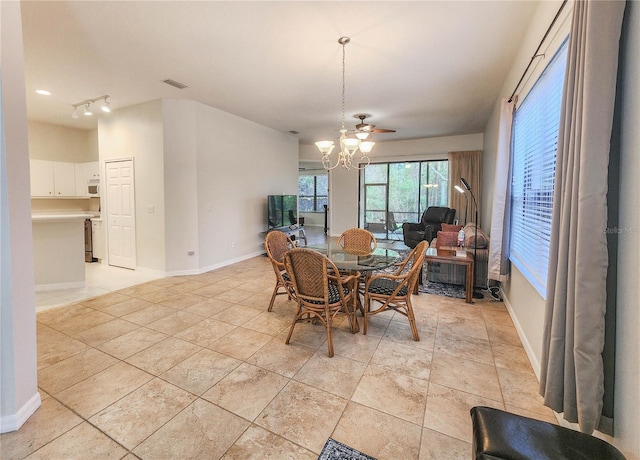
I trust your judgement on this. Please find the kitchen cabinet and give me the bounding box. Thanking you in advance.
[30,159,76,197]
[75,161,100,197]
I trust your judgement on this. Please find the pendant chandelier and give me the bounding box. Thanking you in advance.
[316,37,374,171]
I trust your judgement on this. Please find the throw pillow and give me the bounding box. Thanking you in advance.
[436,231,459,248]
[463,225,489,249]
[441,223,463,233]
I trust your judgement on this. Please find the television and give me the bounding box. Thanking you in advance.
[267,195,298,229]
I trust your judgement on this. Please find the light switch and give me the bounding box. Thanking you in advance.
[147,205,154,213]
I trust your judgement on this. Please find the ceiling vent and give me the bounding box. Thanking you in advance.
[162,79,188,89]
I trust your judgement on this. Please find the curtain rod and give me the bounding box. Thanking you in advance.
[508,0,568,103]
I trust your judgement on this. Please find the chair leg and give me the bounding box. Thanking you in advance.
[268,284,279,312]
[285,303,302,345]
[362,297,370,335]
[405,299,420,341]
[325,317,334,358]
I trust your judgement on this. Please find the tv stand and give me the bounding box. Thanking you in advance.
[268,225,307,245]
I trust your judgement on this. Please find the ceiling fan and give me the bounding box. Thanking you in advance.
[354,114,396,134]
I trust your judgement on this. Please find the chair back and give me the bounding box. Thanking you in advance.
[338,228,377,253]
[283,248,333,302]
[421,207,456,226]
[265,230,294,264]
[402,240,429,291]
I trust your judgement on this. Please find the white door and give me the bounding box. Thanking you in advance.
[106,159,136,269]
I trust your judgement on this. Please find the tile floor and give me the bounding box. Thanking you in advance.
[2,229,556,459]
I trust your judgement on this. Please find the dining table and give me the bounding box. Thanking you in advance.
[306,241,402,329]
[306,241,402,273]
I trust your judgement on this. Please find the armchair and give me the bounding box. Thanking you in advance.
[402,206,456,248]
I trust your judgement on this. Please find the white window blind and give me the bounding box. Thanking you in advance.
[510,39,568,298]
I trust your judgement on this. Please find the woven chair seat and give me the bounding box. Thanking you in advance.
[306,284,351,305]
[367,278,408,297]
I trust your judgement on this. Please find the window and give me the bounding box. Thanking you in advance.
[509,39,568,297]
[359,160,448,239]
[299,174,328,212]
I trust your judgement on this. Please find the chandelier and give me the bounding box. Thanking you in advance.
[316,37,374,171]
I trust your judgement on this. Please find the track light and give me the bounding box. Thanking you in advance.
[71,95,111,119]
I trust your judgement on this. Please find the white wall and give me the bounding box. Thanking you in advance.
[483,1,639,457]
[194,101,299,270]
[100,98,299,275]
[483,0,568,369]
[98,99,167,272]
[1,0,40,432]
[162,99,199,273]
[27,120,97,163]
[300,134,484,236]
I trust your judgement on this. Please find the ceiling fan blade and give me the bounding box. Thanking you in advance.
[371,128,396,133]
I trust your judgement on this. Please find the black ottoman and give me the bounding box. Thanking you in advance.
[470,406,626,460]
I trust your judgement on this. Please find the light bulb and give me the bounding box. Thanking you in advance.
[101,99,111,113]
[84,104,92,116]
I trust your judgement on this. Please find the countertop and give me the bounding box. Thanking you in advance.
[32,211,99,221]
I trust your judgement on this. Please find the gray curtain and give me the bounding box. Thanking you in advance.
[487,99,515,282]
[539,0,625,434]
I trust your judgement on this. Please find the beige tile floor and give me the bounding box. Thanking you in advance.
[2,230,556,459]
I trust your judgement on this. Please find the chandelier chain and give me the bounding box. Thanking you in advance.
[341,40,346,130]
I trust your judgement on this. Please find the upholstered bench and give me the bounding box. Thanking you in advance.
[470,406,626,460]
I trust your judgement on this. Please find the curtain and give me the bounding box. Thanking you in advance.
[488,99,515,282]
[539,0,625,434]
[448,151,481,226]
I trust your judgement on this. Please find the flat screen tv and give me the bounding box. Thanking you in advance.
[267,195,298,229]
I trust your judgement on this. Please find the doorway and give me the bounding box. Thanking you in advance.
[105,159,136,269]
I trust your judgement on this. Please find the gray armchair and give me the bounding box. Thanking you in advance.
[402,207,456,248]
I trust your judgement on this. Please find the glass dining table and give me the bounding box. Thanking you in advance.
[306,241,402,332]
[306,241,402,273]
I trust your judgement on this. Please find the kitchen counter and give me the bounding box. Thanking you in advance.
[32,212,96,290]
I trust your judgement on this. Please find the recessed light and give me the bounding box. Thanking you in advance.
[36,89,51,96]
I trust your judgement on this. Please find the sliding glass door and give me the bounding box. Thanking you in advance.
[359,160,448,239]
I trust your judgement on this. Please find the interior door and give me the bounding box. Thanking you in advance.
[106,159,136,269]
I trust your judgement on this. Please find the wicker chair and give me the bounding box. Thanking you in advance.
[363,240,428,340]
[264,230,296,312]
[338,228,377,254]
[283,248,359,357]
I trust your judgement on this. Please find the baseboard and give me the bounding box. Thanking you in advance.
[502,293,541,381]
[35,281,85,292]
[165,250,265,277]
[0,392,41,433]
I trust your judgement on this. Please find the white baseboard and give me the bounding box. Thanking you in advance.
[35,281,85,292]
[165,250,265,277]
[502,293,541,381]
[0,392,41,433]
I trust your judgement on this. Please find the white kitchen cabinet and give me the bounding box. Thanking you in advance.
[91,219,104,260]
[53,162,76,196]
[30,159,55,196]
[74,161,100,197]
[30,160,80,197]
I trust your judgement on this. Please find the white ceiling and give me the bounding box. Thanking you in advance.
[21,1,538,145]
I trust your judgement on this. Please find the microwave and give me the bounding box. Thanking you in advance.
[87,178,100,196]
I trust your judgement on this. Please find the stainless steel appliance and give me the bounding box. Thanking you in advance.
[84,218,97,262]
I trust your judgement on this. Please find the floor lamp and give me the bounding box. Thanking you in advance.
[460,177,483,300]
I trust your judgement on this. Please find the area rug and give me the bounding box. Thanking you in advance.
[374,249,466,299]
[318,438,377,460]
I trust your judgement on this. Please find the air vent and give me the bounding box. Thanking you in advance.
[162,79,188,89]
[288,130,299,135]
